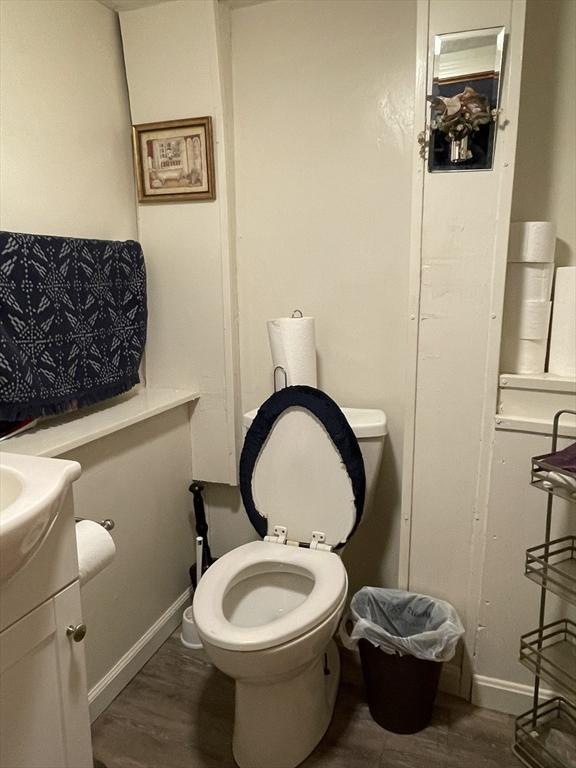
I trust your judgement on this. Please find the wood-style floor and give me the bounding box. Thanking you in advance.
[92,633,522,768]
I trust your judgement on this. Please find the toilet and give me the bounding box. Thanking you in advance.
[193,386,387,768]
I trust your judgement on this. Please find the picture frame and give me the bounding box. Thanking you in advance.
[132,116,216,203]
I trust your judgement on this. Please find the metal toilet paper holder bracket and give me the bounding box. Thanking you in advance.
[74,517,115,531]
[273,365,287,393]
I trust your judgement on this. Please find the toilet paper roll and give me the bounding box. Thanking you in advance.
[76,520,116,586]
[507,300,552,340]
[548,266,576,377]
[500,336,548,375]
[267,316,317,387]
[508,222,556,263]
[506,263,554,303]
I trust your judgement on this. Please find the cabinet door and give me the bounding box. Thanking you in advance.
[0,583,92,768]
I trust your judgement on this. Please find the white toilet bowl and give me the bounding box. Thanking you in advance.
[194,540,347,768]
[193,387,387,768]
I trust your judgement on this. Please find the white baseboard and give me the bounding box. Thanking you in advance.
[88,587,191,722]
[89,595,547,721]
[472,674,555,715]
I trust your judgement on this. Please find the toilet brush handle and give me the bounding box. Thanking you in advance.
[189,482,214,566]
[196,537,203,586]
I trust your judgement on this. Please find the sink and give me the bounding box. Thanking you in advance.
[0,467,23,510]
[0,452,81,583]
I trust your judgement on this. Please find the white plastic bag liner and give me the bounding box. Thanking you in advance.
[346,587,464,662]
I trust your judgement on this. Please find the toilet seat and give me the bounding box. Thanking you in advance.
[193,540,347,651]
[240,386,366,549]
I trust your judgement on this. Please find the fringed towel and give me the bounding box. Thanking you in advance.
[0,231,147,421]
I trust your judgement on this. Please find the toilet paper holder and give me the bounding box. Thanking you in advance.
[273,365,288,392]
[270,308,312,392]
[74,517,115,531]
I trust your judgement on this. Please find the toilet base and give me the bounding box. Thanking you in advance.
[232,640,341,768]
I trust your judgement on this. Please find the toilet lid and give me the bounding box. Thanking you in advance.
[239,386,365,549]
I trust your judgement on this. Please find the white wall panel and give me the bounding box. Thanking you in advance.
[68,407,194,691]
[0,0,137,240]
[512,0,576,268]
[474,428,575,712]
[120,0,240,484]
[406,0,526,698]
[0,0,197,707]
[227,0,417,590]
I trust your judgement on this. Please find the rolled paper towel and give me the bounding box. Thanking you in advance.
[267,315,317,387]
[501,299,551,374]
[500,336,548,375]
[76,520,116,586]
[514,301,552,340]
[506,263,554,303]
[501,255,554,375]
[548,266,576,378]
[508,222,556,263]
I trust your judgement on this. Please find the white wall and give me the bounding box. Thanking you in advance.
[68,409,194,704]
[406,0,575,712]
[404,0,526,699]
[472,0,576,711]
[4,0,570,719]
[512,0,576,267]
[208,0,417,591]
[119,0,241,485]
[0,0,136,240]
[0,0,196,717]
[474,428,575,713]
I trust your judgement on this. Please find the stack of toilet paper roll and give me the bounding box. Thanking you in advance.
[267,313,317,388]
[501,222,555,374]
[548,266,576,378]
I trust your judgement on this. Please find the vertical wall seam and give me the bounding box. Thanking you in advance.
[398,0,430,591]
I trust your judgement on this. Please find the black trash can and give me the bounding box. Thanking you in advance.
[341,588,464,735]
[358,639,442,733]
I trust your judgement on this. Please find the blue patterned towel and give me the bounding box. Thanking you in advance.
[0,231,147,420]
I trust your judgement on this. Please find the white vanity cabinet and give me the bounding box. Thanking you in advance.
[0,582,92,768]
[0,487,93,768]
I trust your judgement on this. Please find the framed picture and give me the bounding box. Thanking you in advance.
[132,116,215,203]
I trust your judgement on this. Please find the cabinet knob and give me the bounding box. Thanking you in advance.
[66,623,87,642]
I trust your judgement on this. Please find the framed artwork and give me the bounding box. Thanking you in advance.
[132,116,215,202]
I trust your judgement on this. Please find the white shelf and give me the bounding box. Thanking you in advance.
[500,373,576,394]
[0,387,200,458]
[494,414,576,438]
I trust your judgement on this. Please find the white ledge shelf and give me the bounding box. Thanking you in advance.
[0,387,200,458]
[494,414,576,438]
[499,373,576,394]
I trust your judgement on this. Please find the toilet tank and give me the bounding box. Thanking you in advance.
[339,407,387,504]
[242,405,387,505]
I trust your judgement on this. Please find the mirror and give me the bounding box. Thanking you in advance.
[428,26,506,172]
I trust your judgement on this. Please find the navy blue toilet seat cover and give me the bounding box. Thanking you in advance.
[239,385,366,548]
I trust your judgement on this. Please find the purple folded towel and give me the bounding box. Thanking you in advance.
[545,442,576,474]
